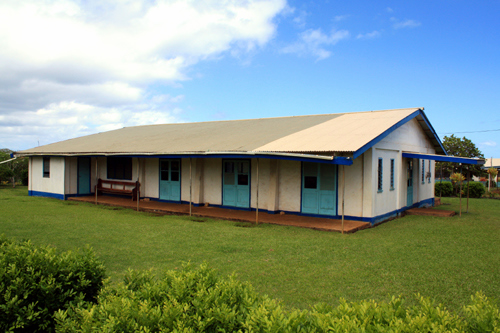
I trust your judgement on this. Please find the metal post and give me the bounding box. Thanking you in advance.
[256,158,259,225]
[440,164,443,199]
[137,159,140,212]
[95,158,98,205]
[459,164,462,217]
[466,167,470,213]
[341,165,345,234]
[189,158,192,217]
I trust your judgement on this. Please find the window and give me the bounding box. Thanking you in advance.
[428,160,432,183]
[107,157,132,180]
[43,157,50,178]
[390,159,395,190]
[377,158,383,192]
[421,159,425,184]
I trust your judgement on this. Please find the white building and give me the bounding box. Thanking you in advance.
[15,108,483,225]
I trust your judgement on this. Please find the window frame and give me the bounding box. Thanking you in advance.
[43,157,50,178]
[421,159,425,184]
[377,158,383,193]
[107,157,133,180]
[428,160,432,183]
[390,158,395,191]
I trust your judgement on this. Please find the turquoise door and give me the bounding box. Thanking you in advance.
[159,159,181,201]
[302,162,337,215]
[407,159,414,206]
[78,157,91,195]
[223,160,250,208]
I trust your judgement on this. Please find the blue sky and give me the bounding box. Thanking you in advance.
[1,0,499,158]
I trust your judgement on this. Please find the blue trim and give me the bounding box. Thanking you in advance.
[402,153,484,165]
[353,110,421,160]
[29,190,65,200]
[416,110,446,154]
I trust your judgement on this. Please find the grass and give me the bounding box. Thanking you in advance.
[1,186,499,312]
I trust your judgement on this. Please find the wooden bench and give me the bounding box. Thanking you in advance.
[95,178,140,201]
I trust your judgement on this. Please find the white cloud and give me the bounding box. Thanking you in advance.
[334,15,349,22]
[357,30,382,39]
[282,28,349,60]
[392,18,421,29]
[480,141,497,147]
[0,0,287,149]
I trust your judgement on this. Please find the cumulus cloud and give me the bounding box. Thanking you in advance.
[0,0,287,149]
[357,30,382,39]
[392,18,421,29]
[281,28,349,60]
[479,141,497,147]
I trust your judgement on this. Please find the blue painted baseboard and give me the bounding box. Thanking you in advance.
[29,190,65,200]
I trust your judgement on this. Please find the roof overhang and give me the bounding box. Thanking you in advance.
[352,109,446,160]
[16,151,354,165]
[402,152,485,165]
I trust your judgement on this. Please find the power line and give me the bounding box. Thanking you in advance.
[439,129,500,135]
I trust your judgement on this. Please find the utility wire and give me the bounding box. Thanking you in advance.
[439,129,500,135]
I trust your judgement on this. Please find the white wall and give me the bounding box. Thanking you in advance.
[277,160,301,212]
[65,157,78,195]
[371,117,437,216]
[30,156,66,196]
[203,158,222,206]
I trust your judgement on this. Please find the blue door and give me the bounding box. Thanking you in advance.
[159,159,181,201]
[223,160,250,208]
[302,162,337,215]
[78,157,91,195]
[407,159,414,206]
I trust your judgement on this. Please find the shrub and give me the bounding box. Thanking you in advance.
[0,236,106,333]
[464,182,486,198]
[435,181,453,197]
[55,264,500,332]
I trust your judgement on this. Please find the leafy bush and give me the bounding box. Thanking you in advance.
[55,264,500,332]
[435,181,453,197]
[464,182,486,198]
[0,236,106,333]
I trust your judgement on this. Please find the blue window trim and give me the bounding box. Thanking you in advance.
[390,158,395,191]
[43,157,50,178]
[377,158,383,193]
[421,159,425,184]
[428,160,431,183]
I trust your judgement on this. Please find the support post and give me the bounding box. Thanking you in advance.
[341,164,345,234]
[466,167,470,213]
[136,159,140,212]
[95,158,98,205]
[440,164,443,199]
[189,158,192,217]
[256,158,259,225]
[459,164,463,217]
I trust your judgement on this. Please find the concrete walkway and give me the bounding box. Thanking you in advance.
[68,195,371,233]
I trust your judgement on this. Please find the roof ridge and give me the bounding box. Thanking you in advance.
[122,107,423,129]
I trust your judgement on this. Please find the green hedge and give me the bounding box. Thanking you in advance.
[55,264,500,332]
[435,181,453,197]
[464,182,486,198]
[0,236,106,333]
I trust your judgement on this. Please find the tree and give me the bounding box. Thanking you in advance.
[0,149,28,187]
[436,135,485,179]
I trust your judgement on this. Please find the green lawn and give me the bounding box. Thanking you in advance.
[1,186,499,312]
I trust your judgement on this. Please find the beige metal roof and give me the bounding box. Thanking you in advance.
[17,108,424,156]
[484,158,500,168]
